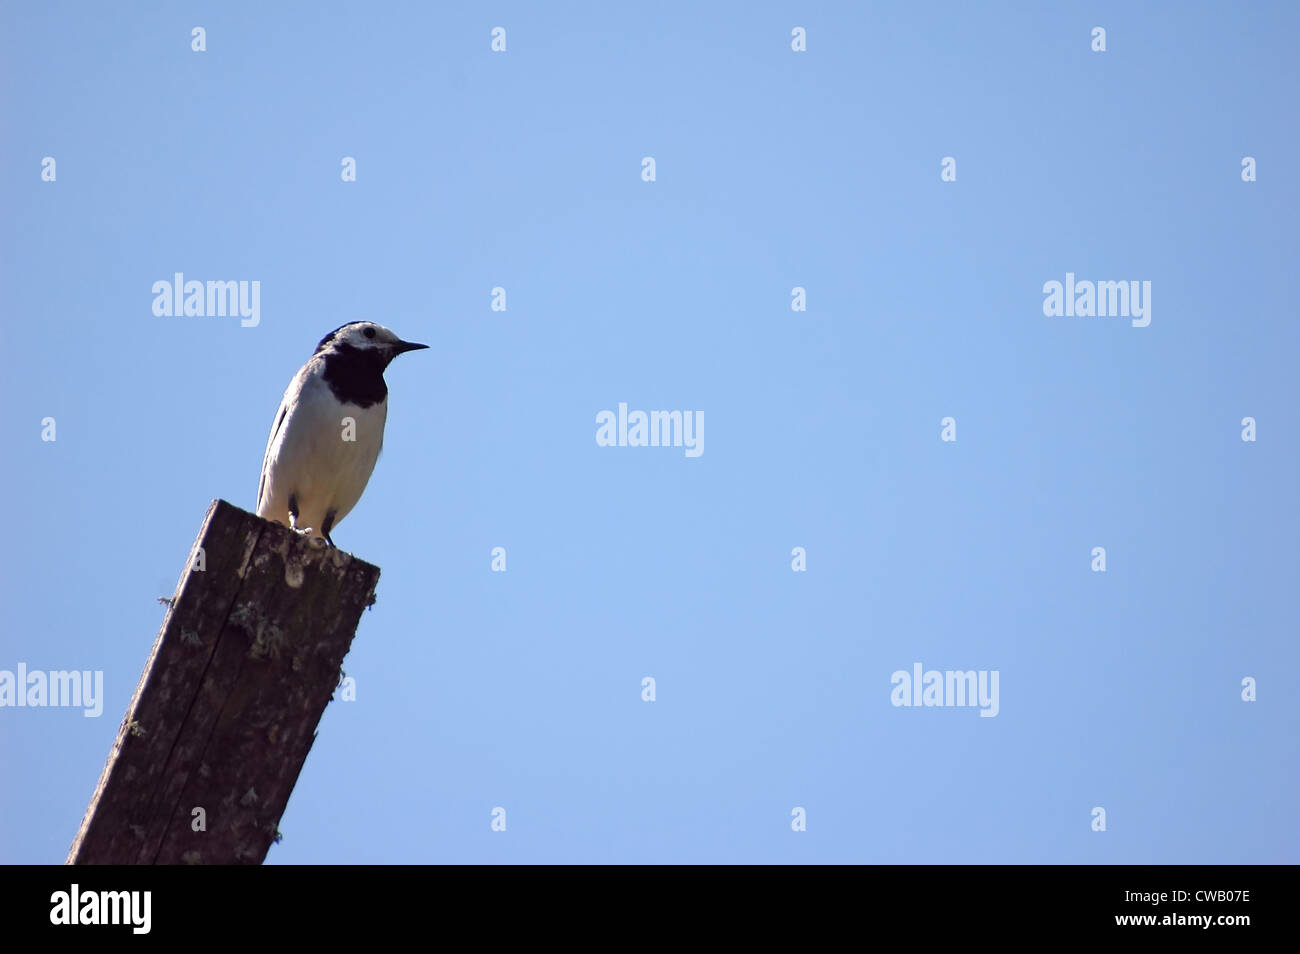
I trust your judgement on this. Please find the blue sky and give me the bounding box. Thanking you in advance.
[2,1,1296,864]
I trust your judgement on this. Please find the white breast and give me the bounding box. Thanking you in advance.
[256,363,387,537]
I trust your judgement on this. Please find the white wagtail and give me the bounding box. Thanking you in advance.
[256,322,427,546]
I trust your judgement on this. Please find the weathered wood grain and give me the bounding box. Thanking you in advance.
[66,499,380,865]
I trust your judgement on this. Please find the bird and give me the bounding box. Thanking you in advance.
[256,321,427,547]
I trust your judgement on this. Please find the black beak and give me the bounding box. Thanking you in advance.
[393,340,429,355]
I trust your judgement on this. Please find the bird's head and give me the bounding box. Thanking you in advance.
[315,321,428,368]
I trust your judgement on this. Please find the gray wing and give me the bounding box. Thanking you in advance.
[256,395,291,514]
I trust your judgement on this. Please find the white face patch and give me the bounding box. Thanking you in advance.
[335,324,393,350]
[318,322,405,354]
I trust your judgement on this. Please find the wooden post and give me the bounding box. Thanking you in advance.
[66,499,380,865]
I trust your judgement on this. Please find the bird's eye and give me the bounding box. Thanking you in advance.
[363,327,376,339]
